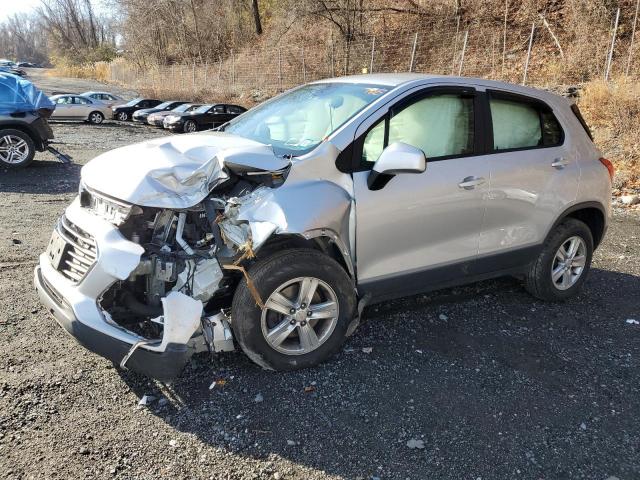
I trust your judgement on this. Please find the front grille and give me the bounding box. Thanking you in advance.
[55,215,97,283]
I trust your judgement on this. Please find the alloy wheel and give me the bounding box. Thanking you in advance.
[0,135,30,164]
[260,276,339,355]
[90,112,104,124]
[185,121,197,132]
[551,236,587,290]
[117,112,128,121]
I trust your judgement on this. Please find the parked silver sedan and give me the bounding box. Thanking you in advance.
[49,94,112,124]
[81,91,126,109]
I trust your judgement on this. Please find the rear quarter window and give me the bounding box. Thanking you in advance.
[570,103,594,141]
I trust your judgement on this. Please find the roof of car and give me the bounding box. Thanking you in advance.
[82,91,117,96]
[312,73,567,104]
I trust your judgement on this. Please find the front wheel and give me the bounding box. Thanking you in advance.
[88,111,104,124]
[0,129,35,168]
[183,120,198,133]
[232,249,356,371]
[116,111,129,121]
[525,218,594,301]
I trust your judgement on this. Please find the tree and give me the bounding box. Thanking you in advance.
[252,0,263,35]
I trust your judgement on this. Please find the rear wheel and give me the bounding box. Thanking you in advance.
[88,111,104,124]
[116,111,129,121]
[525,218,593,301]
[0,129,35,168]
[232,249,356,371]
[184,120,198,133]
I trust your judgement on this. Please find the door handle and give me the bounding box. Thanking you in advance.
[458,176,486,190]
[552,157,569,168]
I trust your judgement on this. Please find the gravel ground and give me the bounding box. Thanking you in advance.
[0,72,639,480]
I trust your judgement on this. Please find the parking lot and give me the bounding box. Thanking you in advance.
[1,72,639,480]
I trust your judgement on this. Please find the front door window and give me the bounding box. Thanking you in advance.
[362,93,474,165]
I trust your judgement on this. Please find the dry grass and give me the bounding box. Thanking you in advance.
[47,60,110,82]
[579,77,640,190]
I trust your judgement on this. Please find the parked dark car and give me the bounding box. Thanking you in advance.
[0,72,55,168]
[112,98,161,121]
[162,103,247,133]
[146,103,201,127]
[132,101,188,124]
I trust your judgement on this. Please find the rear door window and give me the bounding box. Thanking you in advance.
[489,95,563,151]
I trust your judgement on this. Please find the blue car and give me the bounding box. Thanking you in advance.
[0,72,55,168]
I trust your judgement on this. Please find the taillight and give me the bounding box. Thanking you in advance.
[599,157,615,181]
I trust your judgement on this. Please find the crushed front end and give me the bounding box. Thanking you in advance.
[34,180,261,381]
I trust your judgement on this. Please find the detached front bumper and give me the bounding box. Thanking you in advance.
[34,199,196,382]
[35,266,190,381]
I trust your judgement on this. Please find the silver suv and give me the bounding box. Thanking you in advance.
[35,74,613,380]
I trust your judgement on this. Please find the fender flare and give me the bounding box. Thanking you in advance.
[544,201,607,248]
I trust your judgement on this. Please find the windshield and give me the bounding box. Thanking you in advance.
[194,104,213,114]
[125,98,142,107]
[173,103,194,113]
[155,101,174,109]
[224,83,389,155]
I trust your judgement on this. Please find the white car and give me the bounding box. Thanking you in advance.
[49,94,112,124]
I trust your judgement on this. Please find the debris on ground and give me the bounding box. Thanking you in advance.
[254,393,264,403]
[620,194,640,206]
[626,319,639,325]
[406,439,425,449]
[138,395,156,406]
[362,347,373,354]
[209,379,227,390]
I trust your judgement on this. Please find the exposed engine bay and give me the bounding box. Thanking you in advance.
[89,160,289,355]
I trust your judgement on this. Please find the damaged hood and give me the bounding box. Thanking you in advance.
[81,132,289,209]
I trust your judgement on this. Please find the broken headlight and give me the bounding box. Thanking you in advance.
[79,183,140,226]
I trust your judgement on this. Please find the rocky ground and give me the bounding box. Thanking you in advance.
[0,71,639,480]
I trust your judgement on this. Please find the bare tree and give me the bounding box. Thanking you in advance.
[36,0,116,62]
[252,0,263,35]
[0,13,49,63]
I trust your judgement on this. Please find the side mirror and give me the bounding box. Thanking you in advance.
[368,142,426,190]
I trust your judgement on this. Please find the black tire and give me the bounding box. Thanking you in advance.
[116,111,129,121]
[231,249,356,371]
[0,128,36,168]
[88,111,104,124]
[525,218,594,301]
[183,120,198,133]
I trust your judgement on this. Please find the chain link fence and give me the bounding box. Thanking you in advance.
[107,9,638,102]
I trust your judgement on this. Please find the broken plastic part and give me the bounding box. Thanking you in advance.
[203,312,235,352]
[173,257,223,303]
[146,291,203,353]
